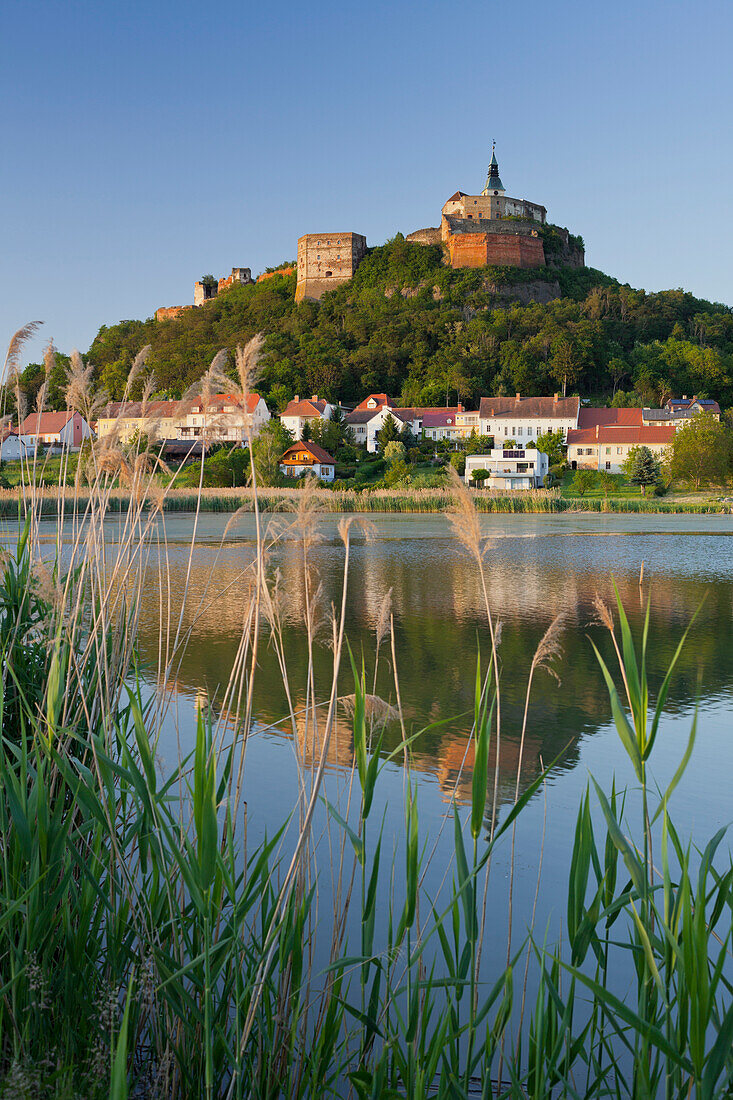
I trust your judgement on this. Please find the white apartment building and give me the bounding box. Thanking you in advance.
[479,394,580,442]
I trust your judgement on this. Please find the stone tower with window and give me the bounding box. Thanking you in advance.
[295,232,368,302]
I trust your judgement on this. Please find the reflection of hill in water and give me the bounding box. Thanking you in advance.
[136,531,733,810]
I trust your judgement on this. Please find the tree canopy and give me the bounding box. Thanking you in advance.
[14,237,733,416]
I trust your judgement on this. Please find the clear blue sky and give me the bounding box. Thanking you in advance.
[2,0,732,368]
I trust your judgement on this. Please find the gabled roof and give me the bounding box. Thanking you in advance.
[445,191,466,202]
[420,409,463,428]
[18,410,75,435]
[355,393,397,411]
[281,398,329,418]
[281,441,335,464]
[567,425,676,446]
[478,396,580,420]
[345,409,381,425]
[190,392,263,414]
[578,407,643,428]
[665,397,720,413]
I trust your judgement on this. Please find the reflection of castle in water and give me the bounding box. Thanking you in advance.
[136,529,729,811]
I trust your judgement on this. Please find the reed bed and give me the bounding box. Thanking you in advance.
[0,332,732,1097]
[1,484,730,517]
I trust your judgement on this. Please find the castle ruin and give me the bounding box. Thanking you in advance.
[295,233,368,302]
[156,267,253,321]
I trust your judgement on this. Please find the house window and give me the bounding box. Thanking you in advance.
[527,426,533,435]
[605,462,611,470]
[605,447,611,454]
[517,427,523,436]
[617,448,622,454]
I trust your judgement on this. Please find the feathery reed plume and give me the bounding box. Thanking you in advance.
[125,344,152,394]
[340,693,399,725]
[374,587,393,649]
[140,371,157,415]
[65,349,109,422]
[2,322,43,384]
[234,334,264,398]
[42,339,56,381]
[593,592,615,632]
[530,612,566,684]
[446,465,490,565]
[34,381,47,414]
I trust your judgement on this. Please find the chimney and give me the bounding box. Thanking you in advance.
[294,394,299,403]
[595,425,599,439]
[311,394,318,401]
[458,402,463,412]
[553,393,559,403]
[516,392,521,401]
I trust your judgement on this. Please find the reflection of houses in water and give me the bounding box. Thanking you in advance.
[293,703,355,770]
[418,729,545,808]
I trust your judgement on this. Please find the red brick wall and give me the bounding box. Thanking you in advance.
[257,267,295,282]
[155,306,194,322]
[447,233,545,269]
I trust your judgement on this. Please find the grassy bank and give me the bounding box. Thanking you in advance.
[1,484,732,517]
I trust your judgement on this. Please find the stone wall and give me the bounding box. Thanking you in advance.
[295,233,367,302]
[406,227,442,245]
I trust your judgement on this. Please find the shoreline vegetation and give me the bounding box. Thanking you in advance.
[2,484,732,517]
[2,331,733,1097]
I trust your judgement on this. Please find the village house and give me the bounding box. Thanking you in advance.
[420,408,466,443]
[567,408,675,473]
[642,395,721,427]
[96,400,183,443]
[345,405,419,452]
[0,429,31,461]
[478,394,580,442]
[279,441,336,482]
[280,395,336,439]
[17,410,93,451]
[465,446,549,490]
[177,393,270,445]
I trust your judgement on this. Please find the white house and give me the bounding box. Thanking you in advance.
[280,441,336,481]
[281,395,335,439]
[0,430,31,460]
[345,406,419,452]
[465,446,549,490]
[177,392,270,445]
[478,394,580,443]
[18,410,94,451]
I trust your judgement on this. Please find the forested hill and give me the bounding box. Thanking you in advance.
[85,236,733,411]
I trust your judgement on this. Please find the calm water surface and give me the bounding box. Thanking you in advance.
[17,512,733,980]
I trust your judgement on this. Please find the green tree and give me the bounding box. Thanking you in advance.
[383,440,407,465]
[535,429,565,466]
[449,452,465,476]
[571,469,598,496]
[598,469,617,497]
[376,413,401,452]
[251,419,293,485]
[622,445,661,494]
[300,420,312,442]
[470,468,491,486]
[550,339,582,397]
[667,414,730,489]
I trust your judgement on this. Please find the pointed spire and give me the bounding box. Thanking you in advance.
[482,141,504,194]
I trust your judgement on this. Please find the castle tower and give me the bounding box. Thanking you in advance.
[481,143,505,197]
[295,232,367,302]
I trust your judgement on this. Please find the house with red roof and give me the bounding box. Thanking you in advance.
[279,441,336,482]
[177,392,270,445]
[567,407,675,473]
[281,395,337,439]
[643,395,721,426]
[18,410,93,451]
[354,394,397,412]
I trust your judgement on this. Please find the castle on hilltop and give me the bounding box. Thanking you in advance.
[155,149,584,317]
[406,145,582,269]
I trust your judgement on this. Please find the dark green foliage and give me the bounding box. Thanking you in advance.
[77,240,733,414]
[623,445,662,493]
